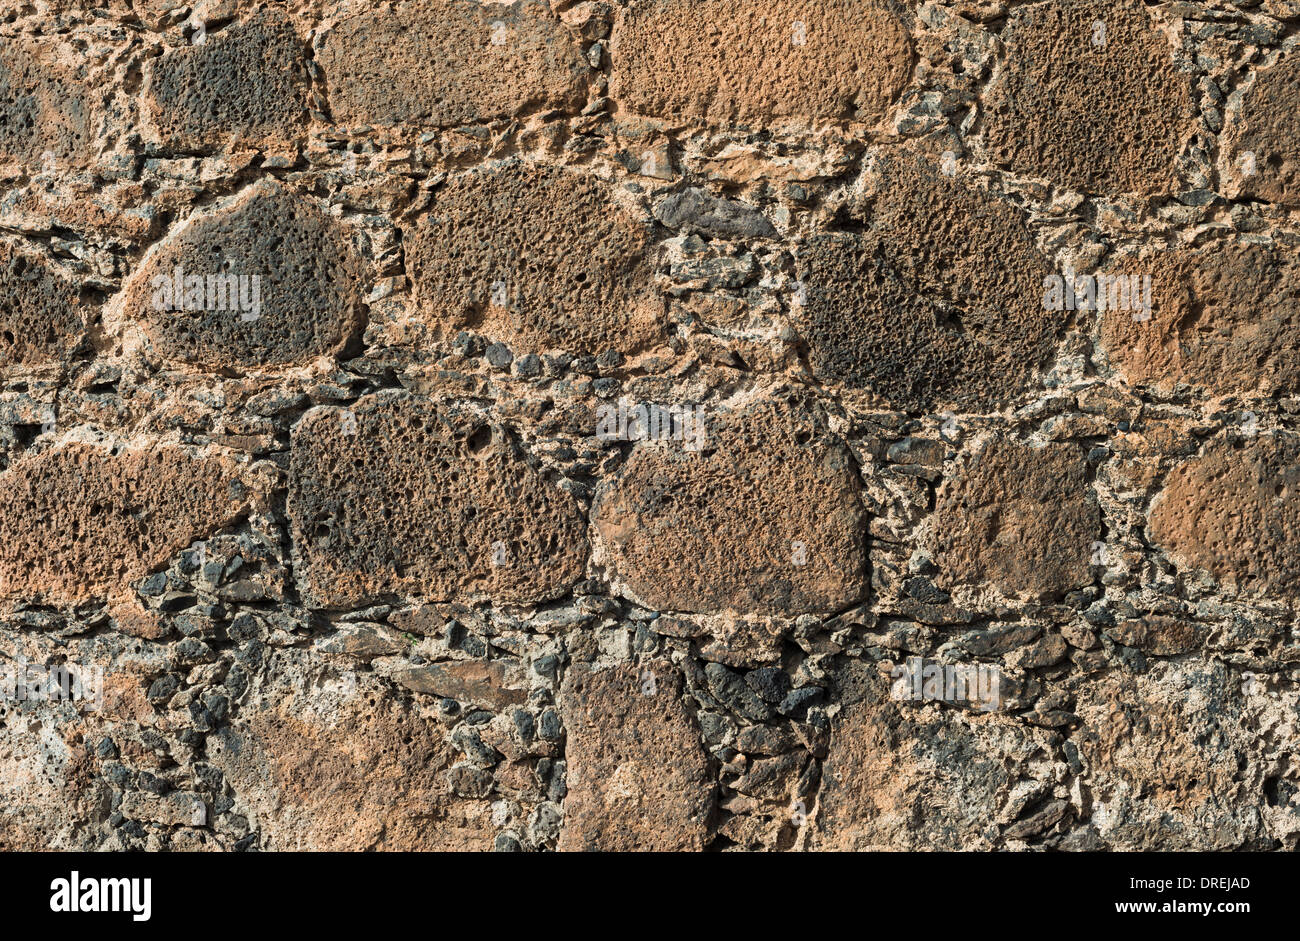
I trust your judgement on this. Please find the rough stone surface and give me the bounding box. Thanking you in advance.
[288,392,588,608]
[559,662,713,851]
[0,441,250,605]
[983,0,1195,195]
[1101,242,1300,397]
[1149,435,1300,600]
[3,0,1299,857]
[924,439,1101,602]
[146,12,309,153]
[609,0,912,127]
[593,400,867,616]
[0,241,88,368]
[406,161,662,355]
[1222,51,1300,207]
[0,35,93,169]
[119,182,366,370]
[317,0,587,130]
[795,150,1059,411]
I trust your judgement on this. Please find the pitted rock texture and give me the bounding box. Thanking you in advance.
[0,241,87,367]
[146,11,309,153]
[120,183,366,370]
[609,0,913,127]
[593,401,867,616]
[1101,242,1300,397]
[210,648,496,851]
[406,161,663,355]
[924,439,1100,602]
[1223,51,1300,206]
[1148,434,1300,600]
[795,151,1059,411]
[0,35,93,169]
[4,0,1300,855]
[288,392,588,608]
[815,675,1061,850]
[0,441,250,605]
[983,0,1195,196]
[559,662,713,851]
[317,0,587,130]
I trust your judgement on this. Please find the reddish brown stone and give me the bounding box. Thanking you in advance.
[610,0,912,128]
[924,439,1100,601]
[593,400,867,616]
[406,161,663,355]
[559,662,713,851]
[317,0,587,129]
[1148,435,1300,599]
[288,392,588,608]
[0,441,250,606]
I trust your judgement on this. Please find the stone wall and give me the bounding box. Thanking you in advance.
[2,0,1298,851]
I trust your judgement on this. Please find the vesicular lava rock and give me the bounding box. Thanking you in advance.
[406,160,663,355]
[288,391,588,608]
[593,399,867,616]
[609,0,912,127]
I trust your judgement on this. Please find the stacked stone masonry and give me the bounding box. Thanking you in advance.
[1,0,1298,852]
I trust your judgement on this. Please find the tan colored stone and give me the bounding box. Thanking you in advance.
[1101,242,1300,397]
[558,662,713,851]
[0,441,251,606]
[317,0,587,129]
[1223,51,1300,206]
[815,675,1061,850]
[1148,434,1300,598]
[288,391,588,608]
[211,659,493,851]
[924,439,1100,601]
[406,161,663,355]
[391,660,527,710]
[593,400,867,616]
[983,0,1195,196]
[609,0,912,128]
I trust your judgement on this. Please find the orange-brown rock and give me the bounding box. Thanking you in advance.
[559,662,713,851]
[406,161,663,355]
[288,392,588,608]
[983,0,1194,196]
[1223,51,1300,207]
[924,439,1100,601]
[211,659,494,851]
[120,182,366,370]
[145,11,309,153]
[1148,435,1300,599]
[593,401,867,616]
[1101,242,1300,397]
[0,441,250,605]
[609,0,912,128]
[317,0,587,129]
